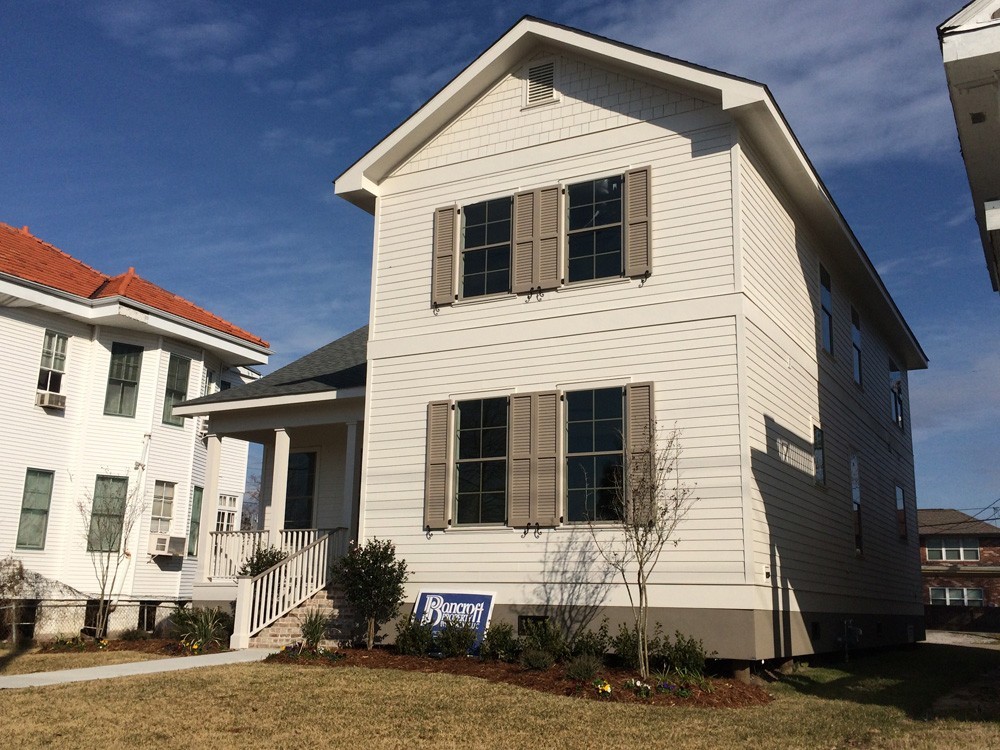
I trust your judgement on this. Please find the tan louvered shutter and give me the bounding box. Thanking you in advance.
[512,191,536,294]
[508,391,561,528]
[624,167,651,278]
[424,401,452,530]
[537,186,561,290]
[432,206,457,306]
[626,382,655,523]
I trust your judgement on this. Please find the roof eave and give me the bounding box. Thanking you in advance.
[174,385,365,416]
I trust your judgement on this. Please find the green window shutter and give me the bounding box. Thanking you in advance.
[624,167,651,278]
[536,186,562,290]
[512,191,536,294]
[625,382,655,522]
[508,391,561,528]
[424,401,452,530]
[432,206,457,306]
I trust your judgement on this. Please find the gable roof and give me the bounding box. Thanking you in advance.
[0,222,268,348]
[182,325,367,409]
[334,16,927,371]
[918,508,1000,536]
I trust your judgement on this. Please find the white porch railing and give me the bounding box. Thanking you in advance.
[209,528,351,580]
[230,533,330,648]
[278,528,317,552]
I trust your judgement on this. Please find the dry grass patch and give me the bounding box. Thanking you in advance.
[0,646,163,676]
[0,643,998,749]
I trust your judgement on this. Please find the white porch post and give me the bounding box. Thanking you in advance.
[265,428,290,540]
[343,421,358,537]
[195,433,223,583]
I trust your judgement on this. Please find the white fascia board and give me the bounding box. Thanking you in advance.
[943,21,1000,63]
[985,199,1000,230]
[335,18,767,212]
[172,385,366,416]
[0,275,270,365]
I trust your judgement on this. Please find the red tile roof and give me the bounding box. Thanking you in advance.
[0,223,268,348]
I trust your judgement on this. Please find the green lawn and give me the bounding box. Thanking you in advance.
[0,642,998,749]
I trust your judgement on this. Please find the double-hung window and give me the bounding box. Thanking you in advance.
[455,398,508,525]
[889,362,904,429]
[150,481,174,534]
[926,537,979,561]
[37,330,68,393]
[216,494,238,532]
[162,354,190,426]
[567,176,623,282]
[566,388,624,522]
[461,198,512,298]
[188,487,203,556]
[895,485,907,539]
[851,307,862,386]
[17,469,54,550]
[104,343,143,417]
[88,475,128,552]
[813,426,825,486]
[285,452,317,529]
[850,451,862,554]
[929,587,984,606]
[820,266,833,355]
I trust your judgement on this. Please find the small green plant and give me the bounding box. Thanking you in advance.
[395,617,434,655]
[520,647,555,671]
[570,619,610,658]
[565,653,603,682]
[171,606,231,651]
[237,546,287,577]
[335,538,408,650]
[480,621,519,663]
[435,619,478,657]
[624,677,652,698]
[300,610,329,652]
[520,619,567,662]
[593,677,613,698]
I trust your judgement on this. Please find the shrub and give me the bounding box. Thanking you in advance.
[300,610,329,651]
[435,620,478,658]
[570,619,610,658]
[611,621,639,669]
[480,621,519,663]
[520,647,555,671]
[565,653,603,682]
[335,538,409,650]
[120,628,149,641]
[171,606,231,651]
[658,630,709,678]
[520,619,567,662]
[395,617,434,656]
[237,546,287,577]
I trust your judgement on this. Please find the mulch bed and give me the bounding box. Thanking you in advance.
[37,638,223,656]
[266,646,772,708]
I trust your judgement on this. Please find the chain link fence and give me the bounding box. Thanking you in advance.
[1,598,183,645]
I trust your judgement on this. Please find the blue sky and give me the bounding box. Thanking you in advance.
[2,1,997,516]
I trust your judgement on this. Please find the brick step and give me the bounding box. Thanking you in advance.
[248,585,357,650]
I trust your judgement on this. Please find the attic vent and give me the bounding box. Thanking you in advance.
[526,61,555,105]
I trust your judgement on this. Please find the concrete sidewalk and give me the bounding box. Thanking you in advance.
[0,648,276,689]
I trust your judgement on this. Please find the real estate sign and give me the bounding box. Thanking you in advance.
[412,590,495,647]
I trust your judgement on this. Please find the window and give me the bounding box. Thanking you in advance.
[926,537,980,561]
[813,426,825,486]
[188,486,203,556]
[567,176,623,282]
[889,362,904,429]
[455,398,507,525]
[820,265,833,355]
[104,343,143,417]
[460,198,512,298]
[566,388,624,522]
[216,494,238,532]
[37,330,67,393]
[138,602,159,633]
[850,452,862,554]
[851,307,862,385]
[16,469,54,549]
[162,354,190,426]
[150,481,175,534]
[203,369,215,396]
[285,452,317,529]
[88,475,128,552]
[895,485,907,539]
[929,587,984,606]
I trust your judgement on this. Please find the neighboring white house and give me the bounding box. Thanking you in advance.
[940,0,1000,293]
[0,222,269,636]
[183,17,927,665]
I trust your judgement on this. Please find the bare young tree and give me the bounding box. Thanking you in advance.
[76,471,147,638]
[241,473,261,530]
[588,425,694,679]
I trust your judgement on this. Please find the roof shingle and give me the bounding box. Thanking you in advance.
[917,508,1000,536]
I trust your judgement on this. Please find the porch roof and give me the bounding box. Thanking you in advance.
[177,325,367,413]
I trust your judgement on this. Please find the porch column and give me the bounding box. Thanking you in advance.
[195,433,223,583]
[343,421,359,535]
[265,427,290,540]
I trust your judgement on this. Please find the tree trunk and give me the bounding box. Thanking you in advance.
[367,617,376,650]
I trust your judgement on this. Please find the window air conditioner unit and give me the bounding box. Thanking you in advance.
[197,417,209,440]
[36,391,67,410]
[149,534,186,557]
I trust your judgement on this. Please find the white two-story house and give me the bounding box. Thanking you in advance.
[0,222,269,636]
[184,17,927,666]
